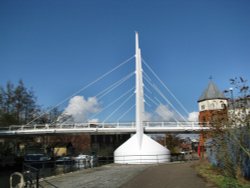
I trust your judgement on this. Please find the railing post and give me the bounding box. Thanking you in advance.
[36,169,39,188]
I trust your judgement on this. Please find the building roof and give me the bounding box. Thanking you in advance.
[198,81,226,102]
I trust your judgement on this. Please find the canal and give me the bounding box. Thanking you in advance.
[1,156,113,188]
[1,153,195,188]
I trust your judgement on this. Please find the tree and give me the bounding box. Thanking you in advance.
[35,107,62,124]
[165,134,182,153]
[0,80,40,126]
[206,77,250,181]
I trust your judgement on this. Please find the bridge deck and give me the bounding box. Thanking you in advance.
[0,122,210,136]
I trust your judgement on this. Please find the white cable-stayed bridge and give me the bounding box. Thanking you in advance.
[0,34,210,137]
[0,121,209,136]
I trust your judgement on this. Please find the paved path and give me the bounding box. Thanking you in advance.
[121,162,216,188]
[40,162,215,188]
[40,164,150,188]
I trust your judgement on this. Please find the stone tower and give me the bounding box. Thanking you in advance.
[197,80,228,158]
[198,81,228,124]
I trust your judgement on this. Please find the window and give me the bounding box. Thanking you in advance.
[221,103,226,109]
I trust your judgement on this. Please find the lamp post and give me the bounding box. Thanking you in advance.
[229,87,235,111]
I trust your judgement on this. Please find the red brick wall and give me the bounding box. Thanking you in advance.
[48,134,91,154]
[199,109,228,126]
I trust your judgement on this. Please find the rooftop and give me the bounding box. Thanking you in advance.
[198,81,226,102]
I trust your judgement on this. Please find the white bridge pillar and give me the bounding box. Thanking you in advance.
[114,33,170,164]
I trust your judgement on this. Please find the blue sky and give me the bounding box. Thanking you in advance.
[1,0,250,121]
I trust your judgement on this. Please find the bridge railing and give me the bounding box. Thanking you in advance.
[114,153,171,164]
[1,121,208,132]
[144,121,201,128]
[54,122,136,129]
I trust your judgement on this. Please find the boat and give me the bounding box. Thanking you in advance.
[56,156,74,165]
[24,154,51,162]
[74,154,92,168]
[24,153,52,168]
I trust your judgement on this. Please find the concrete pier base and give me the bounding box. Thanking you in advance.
[114,134,170,164]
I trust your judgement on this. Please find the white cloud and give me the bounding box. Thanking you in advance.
[62,96,101,123]
[187,111,199,121]
[155,104,177,121]
[88,118,99,123]
[143,111,153,121]
[145,105,198,122]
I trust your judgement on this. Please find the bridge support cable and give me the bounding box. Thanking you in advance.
[143,71,152,83]
[144,93,158,107]
[143,73,183,122]
[88,87,135,121]
[55,72,134,126]
[144,99,152,109]
[102,93,135,123]
[24,55,135,126]
[151,82,187,122]
[116,104,136,122]
[142,58,190,116]
[143,74,187,122]
[143,72,186,121]
[144,93,180,122]
[144,84,153,95]
[144,93,161,109]
[96,72,135,100]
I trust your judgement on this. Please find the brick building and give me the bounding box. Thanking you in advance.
[197,80,228,158]
[198,81,228,124]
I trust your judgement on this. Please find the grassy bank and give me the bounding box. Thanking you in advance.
[194,161,250,188]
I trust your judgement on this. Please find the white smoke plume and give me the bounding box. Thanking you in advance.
[62,96,101,123]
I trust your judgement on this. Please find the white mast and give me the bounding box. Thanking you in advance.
[135,32,145,148]
[114,33,170,164]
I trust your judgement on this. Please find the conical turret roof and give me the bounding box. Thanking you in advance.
[198,81,226,102]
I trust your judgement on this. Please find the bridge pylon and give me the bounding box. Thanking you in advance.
[114,32,170,164]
